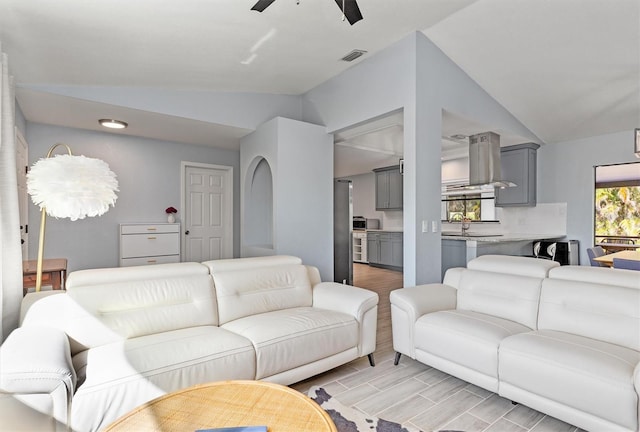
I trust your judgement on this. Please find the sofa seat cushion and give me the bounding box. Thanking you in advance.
[499,329,640,432]
[221,307,358,380]
[70,326,256,432]
[415,310,531,379]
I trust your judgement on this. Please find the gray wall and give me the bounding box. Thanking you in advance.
[349,172,383,221]
[537,129,638,265]
[303,32,540,285]
[26,123,240,272]
[15,102,26,136]
[240,117,334,280]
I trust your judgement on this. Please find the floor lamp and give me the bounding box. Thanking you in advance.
[26,143,119,292]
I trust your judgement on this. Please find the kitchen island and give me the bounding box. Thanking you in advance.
[441,232,566,279]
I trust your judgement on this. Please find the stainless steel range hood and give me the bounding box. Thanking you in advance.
[467,131,515,189]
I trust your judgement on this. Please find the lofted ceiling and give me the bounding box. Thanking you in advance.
[1,0,638,177]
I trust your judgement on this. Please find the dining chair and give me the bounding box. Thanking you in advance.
[612,258,640,271]
[586,246,606,267]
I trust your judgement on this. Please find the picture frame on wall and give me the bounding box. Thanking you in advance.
[636,128,640,158]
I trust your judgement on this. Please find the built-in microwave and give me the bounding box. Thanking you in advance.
[353,216,380,230]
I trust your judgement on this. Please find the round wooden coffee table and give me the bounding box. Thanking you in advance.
[104,380,337,432]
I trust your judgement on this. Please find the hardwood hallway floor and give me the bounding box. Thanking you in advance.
[353,262,404,354]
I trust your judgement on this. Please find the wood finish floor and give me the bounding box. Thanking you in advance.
[291,264,583,432]
[353,262,403,354]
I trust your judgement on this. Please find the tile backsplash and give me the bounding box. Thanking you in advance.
[498,203,567,235]
[441,202,568,236]
[382,211,403,230]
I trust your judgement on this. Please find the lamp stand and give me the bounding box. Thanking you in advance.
[35,207,47,292]
[34,143,73,292]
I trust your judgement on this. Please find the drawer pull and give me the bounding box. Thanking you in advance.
[147,236,157,240]
[147,227,157,231]
[147,260,157,263]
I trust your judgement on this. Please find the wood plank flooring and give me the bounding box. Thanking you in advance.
[291,263,583,432]
[353,262,403,354]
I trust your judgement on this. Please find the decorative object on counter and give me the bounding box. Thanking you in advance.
[27,143,118,291]
[165,206,177,223]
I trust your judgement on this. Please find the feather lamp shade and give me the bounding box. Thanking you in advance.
[26,144,119,291]
[27,154,118,220]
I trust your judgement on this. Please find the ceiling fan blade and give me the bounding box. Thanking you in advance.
[251,0,277,12]
[333,0,363,25]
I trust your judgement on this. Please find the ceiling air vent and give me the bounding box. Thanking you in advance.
[340,49,367,62]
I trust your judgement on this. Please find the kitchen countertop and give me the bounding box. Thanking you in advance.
[366,229,403,233]
[441,233,566,242]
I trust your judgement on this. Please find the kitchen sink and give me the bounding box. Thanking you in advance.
[442,232,503,237]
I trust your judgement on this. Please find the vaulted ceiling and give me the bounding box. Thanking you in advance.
[1,0,638,171]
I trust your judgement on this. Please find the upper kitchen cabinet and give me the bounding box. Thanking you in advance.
[496,143,540,207]
[374,165,403,210]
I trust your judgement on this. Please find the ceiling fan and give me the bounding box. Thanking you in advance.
[251,0,363,25]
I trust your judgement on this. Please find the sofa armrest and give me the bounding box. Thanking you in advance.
[0,326,76,425]
[390,284,457,359]
[312,282,378,319]
[312,282,379,356]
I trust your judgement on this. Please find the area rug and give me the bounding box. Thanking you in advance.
[308,386,461,432]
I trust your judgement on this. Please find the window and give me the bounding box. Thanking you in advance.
[594,162,640,250]
[441,184,497,222]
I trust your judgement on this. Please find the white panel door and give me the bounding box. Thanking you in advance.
[184,164,233,262]
[16,129,28,260]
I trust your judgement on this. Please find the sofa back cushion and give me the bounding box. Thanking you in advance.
[548,265,640,289]
[212,263,313,325]
[467,255,560,278]
[62,262,218,346]
[539,278,640,351]
[456,270,544,329]
[202,255,302,273]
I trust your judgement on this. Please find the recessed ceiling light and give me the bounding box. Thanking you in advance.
[99,119,128,129]
[450,134,467,140]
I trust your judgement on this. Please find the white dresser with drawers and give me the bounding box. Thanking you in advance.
[119,223,180,267]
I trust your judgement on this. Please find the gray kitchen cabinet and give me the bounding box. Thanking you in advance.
[367,232,380,265]
[441,239,468,280]
[390,232,403,267]
[374,165,403,210]
[368,231,402,270]
[495,143,540,207]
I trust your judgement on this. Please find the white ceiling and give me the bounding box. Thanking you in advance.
[1,0,638,176]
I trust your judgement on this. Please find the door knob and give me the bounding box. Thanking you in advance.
[185,230,190,235]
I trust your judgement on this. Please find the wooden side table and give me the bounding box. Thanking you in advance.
[105,380,337,432]
[22,258,68,296]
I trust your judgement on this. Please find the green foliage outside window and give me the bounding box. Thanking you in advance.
[595,186,640,237]
[446,198,481,221]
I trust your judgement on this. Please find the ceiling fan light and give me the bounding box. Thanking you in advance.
[99,119,128,129]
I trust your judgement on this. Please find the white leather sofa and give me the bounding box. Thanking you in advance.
[0,255,378,431]
[390,255,640,432]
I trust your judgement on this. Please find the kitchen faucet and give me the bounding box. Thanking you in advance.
[461,218,471,235]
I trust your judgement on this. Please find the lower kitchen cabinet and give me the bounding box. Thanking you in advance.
[367,231,403,270]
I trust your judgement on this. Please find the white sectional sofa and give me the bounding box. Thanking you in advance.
[0,255,378,431]
[390,255,640,432]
